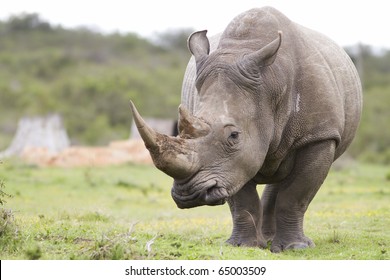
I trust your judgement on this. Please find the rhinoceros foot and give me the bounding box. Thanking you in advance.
[271,235,315,253]
[261,229,275,242]
[226,235,267,248]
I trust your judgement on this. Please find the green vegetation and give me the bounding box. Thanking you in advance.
[0,161,17,249]
[0,161,388,260]
[346,45,390,163]
[0,14,191,146]
[0,14,389,164]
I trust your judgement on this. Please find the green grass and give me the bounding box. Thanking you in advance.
[0,160,389,260]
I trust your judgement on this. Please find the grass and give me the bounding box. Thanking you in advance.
[0,159,389,260]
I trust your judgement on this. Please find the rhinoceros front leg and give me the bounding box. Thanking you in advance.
[269,140,336,253]
[226,180,267,248]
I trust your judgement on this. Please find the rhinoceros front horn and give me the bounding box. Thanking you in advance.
[129,101,199,180]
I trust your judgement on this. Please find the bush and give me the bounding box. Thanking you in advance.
[348,86,390,163]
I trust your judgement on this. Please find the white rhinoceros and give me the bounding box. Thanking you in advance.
[130,7,362,252]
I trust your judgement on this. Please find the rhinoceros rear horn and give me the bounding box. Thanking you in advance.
[241,31,282,69]
[178,105,210,139]
[129,101,199,180]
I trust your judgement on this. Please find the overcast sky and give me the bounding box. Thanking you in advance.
[1,0,389,48]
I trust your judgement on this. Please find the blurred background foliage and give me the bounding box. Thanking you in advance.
[0,14,389,163]
[0,13,191,146]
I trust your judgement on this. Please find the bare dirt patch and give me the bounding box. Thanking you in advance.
[21,140,152,167]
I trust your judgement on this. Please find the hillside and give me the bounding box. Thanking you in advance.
[0,14,191,146]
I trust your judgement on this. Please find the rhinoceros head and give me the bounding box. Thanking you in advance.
[130,30,282,209]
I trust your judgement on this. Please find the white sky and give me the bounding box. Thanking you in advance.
[0,0,389,48]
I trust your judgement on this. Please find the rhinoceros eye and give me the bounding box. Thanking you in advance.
[229,131,240,139]
[227,131,241,147]
[224,125,240,147]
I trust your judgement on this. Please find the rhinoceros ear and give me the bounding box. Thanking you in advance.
[242,31,282,69]
[188,30,210,62]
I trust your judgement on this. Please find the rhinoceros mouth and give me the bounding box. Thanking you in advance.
[171,180,228,209]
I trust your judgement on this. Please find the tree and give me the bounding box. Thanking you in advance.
[6,13,52,32]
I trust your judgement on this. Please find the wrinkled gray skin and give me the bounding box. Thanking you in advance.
[130,7,362,252]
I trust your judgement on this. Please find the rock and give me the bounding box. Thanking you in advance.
[0,115,69,159]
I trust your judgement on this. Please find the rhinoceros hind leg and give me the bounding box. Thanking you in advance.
[261,184,279,242]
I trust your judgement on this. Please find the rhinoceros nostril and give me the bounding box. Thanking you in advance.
[206,185,218,196]
[205,185,228,205]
